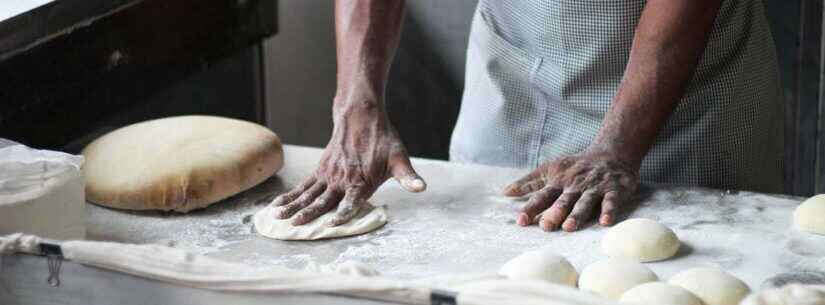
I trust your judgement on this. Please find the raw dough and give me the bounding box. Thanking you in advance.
[740,284,825,305]
[620,282,703,305]
[794,195,825,235]
[578,258,658,300]
[83,116,283,212]
[254,202,388,240]
[602,218,680,262]
[498,249,578,287]
[669,267,750,305]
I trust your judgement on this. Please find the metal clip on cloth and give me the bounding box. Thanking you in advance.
[40,242,64,287]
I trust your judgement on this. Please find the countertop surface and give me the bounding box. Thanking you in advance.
[86,145,825,290]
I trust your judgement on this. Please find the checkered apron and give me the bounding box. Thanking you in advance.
[449,0,784,193]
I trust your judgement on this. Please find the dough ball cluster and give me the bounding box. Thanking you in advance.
[496,219,752,305]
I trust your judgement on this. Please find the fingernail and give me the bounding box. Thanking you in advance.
[403,178,425,191]
[600,214,612,226]
[563,219,577,231]
[410,179,425,189]
[516,213,529,226]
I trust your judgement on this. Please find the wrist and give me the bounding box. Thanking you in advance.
[585,137,645,170]
[333,89,384,119]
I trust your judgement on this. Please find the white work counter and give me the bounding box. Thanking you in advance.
[2,145,824,305]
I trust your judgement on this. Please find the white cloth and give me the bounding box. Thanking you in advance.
[0,234,621,305]
[0,141,86,240]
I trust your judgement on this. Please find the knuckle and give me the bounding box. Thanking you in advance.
[296,193,313,202]
[297,209,317,220]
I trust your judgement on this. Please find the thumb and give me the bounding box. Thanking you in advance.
[389,150,427,193]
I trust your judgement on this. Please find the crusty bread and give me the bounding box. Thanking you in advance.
[82,115,283,212]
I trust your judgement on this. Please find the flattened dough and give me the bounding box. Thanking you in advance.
[83,116,283,212]
[254,202,388,240]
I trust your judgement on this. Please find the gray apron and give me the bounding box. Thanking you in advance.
[450,0,784,193]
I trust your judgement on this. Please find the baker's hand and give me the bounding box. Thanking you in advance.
[502,150,639,232]
[272,103,426,226]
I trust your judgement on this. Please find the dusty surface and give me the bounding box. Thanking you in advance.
[87,145,825,289]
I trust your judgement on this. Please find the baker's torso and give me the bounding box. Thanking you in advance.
[449,0,784,193]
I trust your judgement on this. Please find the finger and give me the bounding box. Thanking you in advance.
[539,192,581,232]
[389,153,427,193]
[562,190,601,232]
[272,177,317,206]
[503,170,545,197]
[276,182,326,219]
[292,189,344,226]
[599,191,622,226]
[327,187,367,227]
[516,187,562,226]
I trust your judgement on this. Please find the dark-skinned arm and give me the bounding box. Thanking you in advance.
[504,0,723,232]
[273,0,426,227]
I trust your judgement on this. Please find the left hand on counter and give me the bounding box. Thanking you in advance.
[503,150,640,232]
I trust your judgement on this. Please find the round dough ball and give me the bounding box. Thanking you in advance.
[578,258,659,300]
[669,268,750,305]
[83,116,283,212]
[602,218,680,262]
[499,249,578,286]
[620,282,703,305]
[794,195,825,235]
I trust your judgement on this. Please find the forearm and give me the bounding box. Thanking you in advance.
[590,0,722,168]
[333,0,405,116]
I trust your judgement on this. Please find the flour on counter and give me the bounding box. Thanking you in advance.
[85,145,823,289]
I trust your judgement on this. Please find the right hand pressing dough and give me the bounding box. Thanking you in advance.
[602,218,680,262]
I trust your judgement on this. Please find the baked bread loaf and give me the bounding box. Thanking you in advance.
[82,116,283,212]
